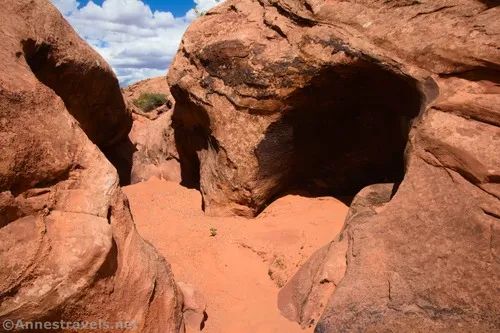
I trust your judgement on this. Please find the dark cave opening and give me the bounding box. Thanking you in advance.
[170,84,213,190]
[170,54,425,215]
[257,59,423,202]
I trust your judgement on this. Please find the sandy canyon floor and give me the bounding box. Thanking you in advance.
[123,179,348,333]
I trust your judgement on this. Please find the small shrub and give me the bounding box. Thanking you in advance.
[133,93,168,112]
[210,227,217,237]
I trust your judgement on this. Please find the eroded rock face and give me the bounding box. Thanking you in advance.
[169,0,500,330]
[168,0,499,217]
[168,0,424,217]
[18,7,131,148]
[278,184,394,328]
[0,1,183,331]
[127,112,181,184]
[108,77,180,185]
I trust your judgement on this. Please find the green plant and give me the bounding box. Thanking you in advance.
[273,257,285,269]
[210,227,217,237]
[133,93,168,112]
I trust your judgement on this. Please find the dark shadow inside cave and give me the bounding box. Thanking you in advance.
[170,55,424,214]
[478,0,500,9]
[170,84,214,191]
[256,59,423,204]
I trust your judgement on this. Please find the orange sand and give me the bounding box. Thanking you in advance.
[124,179,348,333]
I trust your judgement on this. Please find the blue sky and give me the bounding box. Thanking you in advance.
[79,0,196,17]
[51,0,223,86]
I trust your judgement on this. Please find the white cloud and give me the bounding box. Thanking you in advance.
[52,0,80,14]
[51,0,224,86]
[195,0,223,12]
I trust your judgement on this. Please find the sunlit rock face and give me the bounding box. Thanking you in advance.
[169,0,500,331]
[0,1,184,331]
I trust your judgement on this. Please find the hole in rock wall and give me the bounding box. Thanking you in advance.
[256,59,423,203]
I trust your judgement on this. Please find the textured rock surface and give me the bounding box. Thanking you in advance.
[168,0,500,331]
[109,77,180,185]
[278,184,393,328]
[123,76,174,121]
[4,0,131,148]
[128,112,181,184]
[0,1,183,331]
[168,0,499,217]
[177,282,208,333]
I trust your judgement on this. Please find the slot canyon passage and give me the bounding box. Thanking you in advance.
[1,1,500,333]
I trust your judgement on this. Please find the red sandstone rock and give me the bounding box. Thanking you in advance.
[177,282,208,333]
[122,76,174,121]
[2,1,131,148]
[278,184,393,328]
[109,77,181,185]
[168,0,499,216]
[168,0,500,331]
[0,1,183,331]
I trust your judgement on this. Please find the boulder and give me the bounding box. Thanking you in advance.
[278,184,394,328]
[168,0,499,217]
[0,1,183,331]
[177,282,208,333]
[168,0,500,331]
[8,1,131,148]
